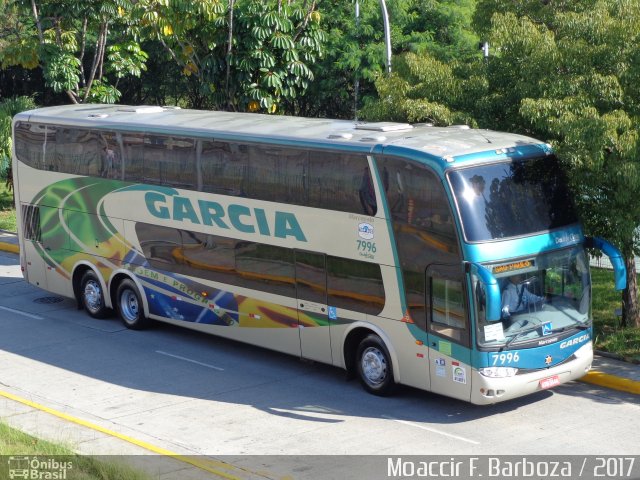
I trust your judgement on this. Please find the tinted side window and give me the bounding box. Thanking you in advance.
[200,141,248,196]
[143,135,196,189]
[326,256,385,315]
[56,128,102,175]
[308,151,375,215]
[377,156,460,328]
[245,145,307,204]
[14,122,57,170]
[15,123,44,169]
[136,223,184,269]
[136,223,296,297]
[122,133,145,182]
[235,242,296,297]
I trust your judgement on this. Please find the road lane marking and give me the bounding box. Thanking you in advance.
[0,305,44,320]
[0,388,250,480]
[156,350,225,371]
[383,415,480,445]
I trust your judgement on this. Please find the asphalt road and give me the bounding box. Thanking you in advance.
[0,248,638,477]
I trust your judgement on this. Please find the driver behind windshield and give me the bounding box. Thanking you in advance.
[501,273,545,318]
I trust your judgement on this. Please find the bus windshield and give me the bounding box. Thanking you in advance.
[447,156,578,242]
[475,247,591,349]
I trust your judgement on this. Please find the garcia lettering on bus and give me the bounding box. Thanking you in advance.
[145,192,307,242]
[559,333,590,349]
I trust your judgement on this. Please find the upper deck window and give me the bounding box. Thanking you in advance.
[447,155,578,242]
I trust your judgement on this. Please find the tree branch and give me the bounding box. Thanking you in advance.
[83,21,107,102]
[293,0,316,42]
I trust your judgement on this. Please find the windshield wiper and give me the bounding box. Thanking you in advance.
[502,322,542,350]
[552,323,590,333]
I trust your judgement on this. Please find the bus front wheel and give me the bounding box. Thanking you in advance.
[116,279,151,330]
[356,334,395,396]
[80,270,111,319]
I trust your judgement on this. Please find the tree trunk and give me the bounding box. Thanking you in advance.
[622,256,639,328]
[226,0,235,110]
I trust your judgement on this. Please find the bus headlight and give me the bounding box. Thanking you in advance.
[479,367,518,378]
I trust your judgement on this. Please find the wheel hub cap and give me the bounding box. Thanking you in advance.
[362,347,387,385]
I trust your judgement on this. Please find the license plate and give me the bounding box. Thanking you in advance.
[539,375,560,390]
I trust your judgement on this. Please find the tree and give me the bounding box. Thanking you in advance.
[474,0,640,327]
[0,0,148,104]
[358,51,484,126]
[129,0,324,113]
[0,96,37,195]
[299,0,479,119]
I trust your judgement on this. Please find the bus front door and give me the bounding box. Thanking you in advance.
[426,263,472,402]
[294,251,332,363]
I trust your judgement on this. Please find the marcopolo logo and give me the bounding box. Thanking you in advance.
[145,192,307,242]
[7,457,73,479]
[358,222,374,240]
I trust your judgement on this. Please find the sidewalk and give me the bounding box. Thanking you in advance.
[0,228,638,397]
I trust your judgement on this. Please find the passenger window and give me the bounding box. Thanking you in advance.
[235,242,296,297]
[308,151,374,215]
[144,135,196,189]
[56,128,101,175]
[200,141,248,196]
[14,123,56,170]
[326,256,385,315]
[244,145,307,204]
[122,133,145,182]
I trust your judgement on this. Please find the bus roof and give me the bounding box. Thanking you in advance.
[15,104,550,171]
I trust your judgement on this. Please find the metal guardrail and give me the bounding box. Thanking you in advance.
[590,255,640,271]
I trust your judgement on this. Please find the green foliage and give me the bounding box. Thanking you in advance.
[0,96,37,180]
[1,0,148,103]
[129,0,324,113]
[359,52,484,126]
[107,41,149,79]
[473,0,640,326]
[300,0,479,119]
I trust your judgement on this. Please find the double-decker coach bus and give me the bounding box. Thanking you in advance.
[12,105,626,404]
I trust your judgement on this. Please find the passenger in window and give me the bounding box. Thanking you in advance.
[359,166,377,216]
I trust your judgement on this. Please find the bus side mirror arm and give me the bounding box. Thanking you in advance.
[467,262,502,322]
[585,236,627,291]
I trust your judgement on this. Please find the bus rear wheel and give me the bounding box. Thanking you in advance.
[116,279,151,330]
[80,270,110,319]
[356,334,395,396]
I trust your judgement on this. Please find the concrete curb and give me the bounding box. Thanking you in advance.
[580,370,640,395]
[0,236,637,397]
[0,241,18,254]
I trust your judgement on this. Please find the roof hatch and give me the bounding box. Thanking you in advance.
[355,122,413,132]
[117,106,165,114]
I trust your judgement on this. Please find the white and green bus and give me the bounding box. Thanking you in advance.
[12,104,625,404]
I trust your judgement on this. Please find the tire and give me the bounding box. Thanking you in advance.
[356,334,396,396]
[116,279,151,330]
[80,270,111,319]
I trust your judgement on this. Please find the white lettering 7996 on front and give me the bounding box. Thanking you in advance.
[491,352,520,365]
